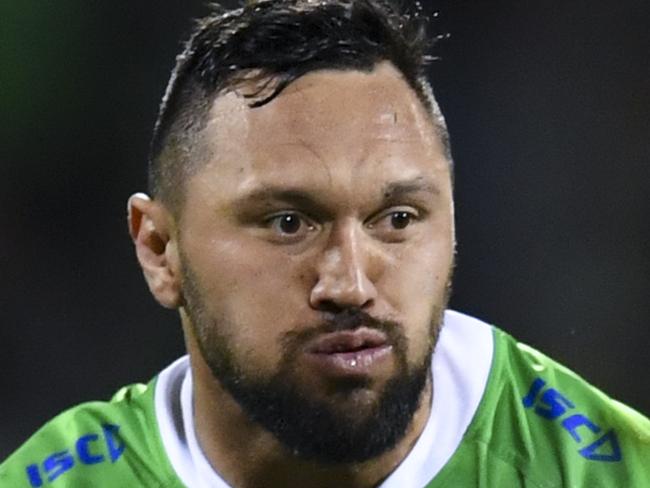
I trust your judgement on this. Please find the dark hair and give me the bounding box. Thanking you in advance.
[149,0,449,212]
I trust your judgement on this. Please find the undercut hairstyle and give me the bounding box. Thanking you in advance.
[149,0,450,214]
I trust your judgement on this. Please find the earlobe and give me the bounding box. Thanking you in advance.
[127,193,182,309]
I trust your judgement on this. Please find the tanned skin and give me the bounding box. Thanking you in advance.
[128,62,455,488]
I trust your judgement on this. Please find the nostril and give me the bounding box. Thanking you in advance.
[313,296,375,314]
[316,299,345,314]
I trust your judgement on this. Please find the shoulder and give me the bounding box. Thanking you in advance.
[441,315,650,487]
[0,380,183,487]
[495,326,650,452]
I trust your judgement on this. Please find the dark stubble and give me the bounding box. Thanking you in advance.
[181,258,449,464]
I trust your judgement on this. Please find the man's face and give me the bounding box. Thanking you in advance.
[176,62,454,462]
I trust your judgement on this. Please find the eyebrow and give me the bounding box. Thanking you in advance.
[234,177,440,214]
[236,187,322,208]
[380,178,440,200]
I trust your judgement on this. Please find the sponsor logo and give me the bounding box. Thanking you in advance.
[522,377,621,462]
[25,424,125,487]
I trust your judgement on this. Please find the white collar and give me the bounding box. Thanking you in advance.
[155,310,494,488]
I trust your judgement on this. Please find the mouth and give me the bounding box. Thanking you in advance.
[304,328,393,377]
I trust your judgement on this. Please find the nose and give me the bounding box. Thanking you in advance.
[309,222,379,312]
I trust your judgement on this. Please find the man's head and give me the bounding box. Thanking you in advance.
[129,0,454,466]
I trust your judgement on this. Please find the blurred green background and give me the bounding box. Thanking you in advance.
[1,0,649,458]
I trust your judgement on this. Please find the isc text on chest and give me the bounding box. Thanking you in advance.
[523,377,621,462]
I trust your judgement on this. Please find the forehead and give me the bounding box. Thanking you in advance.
[191,62,448,204]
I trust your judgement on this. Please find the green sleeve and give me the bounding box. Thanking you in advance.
[0,381,184,488]
[427,327,650,487]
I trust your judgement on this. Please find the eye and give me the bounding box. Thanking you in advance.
[389,211,412,230]
[367,208,420,240]
[274,214,302,234]
[266,212,315,241]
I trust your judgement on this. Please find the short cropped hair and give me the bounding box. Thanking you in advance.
[149,0,449,213]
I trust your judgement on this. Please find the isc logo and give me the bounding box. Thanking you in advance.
[25,423,125,487]
[522,377,622,462]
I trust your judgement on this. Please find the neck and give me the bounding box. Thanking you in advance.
[186,335,432,488]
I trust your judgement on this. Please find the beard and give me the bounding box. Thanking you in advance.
[181,260,450,465]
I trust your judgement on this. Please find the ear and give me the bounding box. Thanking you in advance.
[127,193,182,309]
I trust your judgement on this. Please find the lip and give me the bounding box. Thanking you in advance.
[304,328,393,376]
[307,328,388,354]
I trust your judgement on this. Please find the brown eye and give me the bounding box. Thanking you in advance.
[277,214,301,234]
[268,212,314,240]
[390,211,412,229]
[367,208,420,240]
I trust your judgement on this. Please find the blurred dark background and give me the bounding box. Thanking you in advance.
[1,0,648,458]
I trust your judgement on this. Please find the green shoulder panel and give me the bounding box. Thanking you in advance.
[429,326,650,487]
[0,380,184,488]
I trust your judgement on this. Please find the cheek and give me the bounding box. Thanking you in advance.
[381,234,453,348]
[385,227,453,297]
[191,241,310,369]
